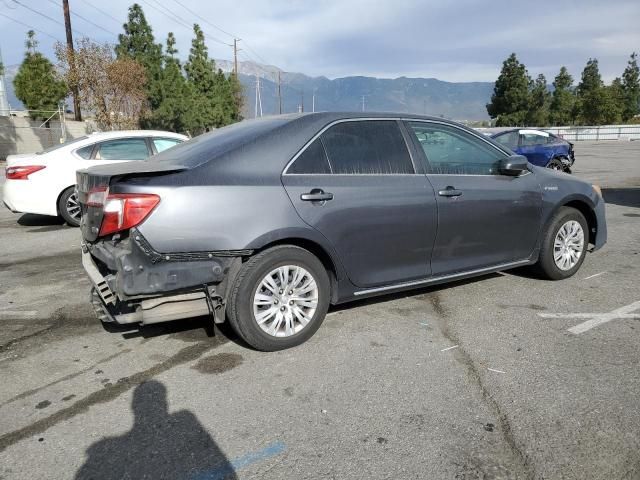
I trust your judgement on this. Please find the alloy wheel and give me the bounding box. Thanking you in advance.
[66,192,82,221]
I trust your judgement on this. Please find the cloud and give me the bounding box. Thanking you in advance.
[0,0,638,83]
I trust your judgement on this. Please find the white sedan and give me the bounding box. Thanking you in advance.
[3,130,188,226]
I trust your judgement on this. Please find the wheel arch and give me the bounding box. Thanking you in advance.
[55,184,76,216]
[251,236,344,304]
[562,199,597,246]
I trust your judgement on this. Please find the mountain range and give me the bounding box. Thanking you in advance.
[2,60,495,121]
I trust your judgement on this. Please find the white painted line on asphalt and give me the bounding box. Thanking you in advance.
[440,345,459,352]
[0,310,39,318]
[538,300,640,334]
[487,368,506,374]
[584,271,606,280]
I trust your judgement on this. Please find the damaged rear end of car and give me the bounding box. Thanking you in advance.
[78,166,244,327]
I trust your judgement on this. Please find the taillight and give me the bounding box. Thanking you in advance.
[99,193,160,236]
[6,165,46,180]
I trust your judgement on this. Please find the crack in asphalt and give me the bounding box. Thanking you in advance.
[0,340,224,453]
[421,291,535,480]
[0,349,133,407]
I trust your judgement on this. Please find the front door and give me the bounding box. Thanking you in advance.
[405,121,542,276]
[282,120,437,289]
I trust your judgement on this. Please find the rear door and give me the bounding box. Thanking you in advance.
[519,131,551,166]
[282,119,437,289]
[405,121,542,276]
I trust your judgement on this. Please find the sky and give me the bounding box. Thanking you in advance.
[0,0,639,83]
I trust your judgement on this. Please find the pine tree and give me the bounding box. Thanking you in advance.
[603,78,625,124]
[621,52,640,121]
[526,74,550,126]
[13,31,67,120]
[115,4,163,110]
[184,24,219,133]
[144,32,193,132]
[486,53,531,126]
[549,67,575,126]
[576,58,606,125]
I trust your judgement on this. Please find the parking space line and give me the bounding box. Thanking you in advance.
[440,345,459,352]
[0,311,38,319]
[538,300,640,334]
[584,272,606,280]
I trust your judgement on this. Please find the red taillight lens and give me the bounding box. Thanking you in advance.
[98,193,160,236]
[5,165,46,180]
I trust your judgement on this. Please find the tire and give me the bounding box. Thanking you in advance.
[534,206,588,280]
[547,158,564,171]
[227,245,330,351]
[58,186,81,227]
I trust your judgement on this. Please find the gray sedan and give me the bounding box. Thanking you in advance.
[77,113,607,351]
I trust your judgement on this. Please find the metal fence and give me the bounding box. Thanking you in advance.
[538,125,640,141]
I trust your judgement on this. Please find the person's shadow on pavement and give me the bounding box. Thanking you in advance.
[75,380,237,480]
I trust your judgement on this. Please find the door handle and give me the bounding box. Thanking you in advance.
[300,189,334,202]
[438,186,462,197]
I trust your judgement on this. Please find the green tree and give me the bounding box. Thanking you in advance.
[549,66,575,126]
[486,53,531,126]
[526,74,550,126]
[115,4,163,109]
[576,58,607,125]
[184,24,218,133]
[602,77,625,124]
[621,52,640,121]
[144,32,193,132]
[13,31,67,121]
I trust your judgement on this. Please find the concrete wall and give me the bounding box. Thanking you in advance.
[0,117,95,160]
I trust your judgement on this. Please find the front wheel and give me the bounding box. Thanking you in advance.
[58,186,81,227]
[534,206,588,280]
[547,158,564,171]
[227,246,330,351]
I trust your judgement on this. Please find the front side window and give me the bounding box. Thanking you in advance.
[153,138,183,153]
[288,139,331,174]
[408,122,505,175]
[320,121,414,174]
[95,138,150,161]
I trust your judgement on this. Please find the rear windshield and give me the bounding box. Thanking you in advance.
[150,116,294,168]
[37,136,89,155]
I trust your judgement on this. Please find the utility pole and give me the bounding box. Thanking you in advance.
[62,0,81,121]
[277,71,282,114]
[312,88,317,113]
[0,47,10,117]
[254,73,262,118]
[300,90,304,113]
[361,95,366,112]
[233,38,241,76]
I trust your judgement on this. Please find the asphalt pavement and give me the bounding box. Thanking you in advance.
[0,141,639,479]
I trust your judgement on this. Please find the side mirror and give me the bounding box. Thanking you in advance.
[499,155,529,176]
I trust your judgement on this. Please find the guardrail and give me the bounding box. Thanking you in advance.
[543,125,640,141]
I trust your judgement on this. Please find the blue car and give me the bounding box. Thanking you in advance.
[491,129,575,173]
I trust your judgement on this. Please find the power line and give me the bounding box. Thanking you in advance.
[139,0,230,46]
[11,0,89,38]
[169,0,235,39]
[46,0,117,36]
[80,0,123,26]
[0,12,62,42]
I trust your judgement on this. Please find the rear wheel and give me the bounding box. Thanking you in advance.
[58,186,81,227]
[534,207,588,280]
[227,245,330,351]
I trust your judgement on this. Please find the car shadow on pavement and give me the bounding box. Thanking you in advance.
[17,213,65,227]
[602,187,640,209]
[74,380,237,480]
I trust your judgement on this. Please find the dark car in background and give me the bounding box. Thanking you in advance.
[491,128,575,172]
[78,113,606,351]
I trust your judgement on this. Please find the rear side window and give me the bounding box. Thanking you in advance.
[520,133,547,146]
[153,138,182,153]
[288,139,331,174]
[75,144,94,159]
[320,121,414,174]
[95,138,150,160]
[493,131,518,149]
